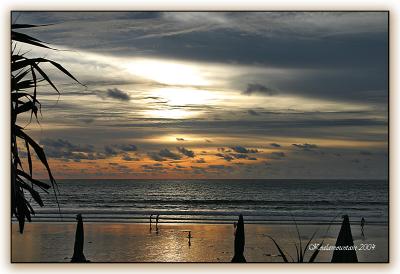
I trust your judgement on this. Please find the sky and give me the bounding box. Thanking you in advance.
[12,11,388,179]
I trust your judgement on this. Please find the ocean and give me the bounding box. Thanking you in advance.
[23,179,388,225]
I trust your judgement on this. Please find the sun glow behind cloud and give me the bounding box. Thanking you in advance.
[123,58,211,86]
[143,87,220,119]
[145,108,195,119]
[151,87,218,105]
[16,11,387,179]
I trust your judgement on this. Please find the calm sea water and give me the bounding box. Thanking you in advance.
[24,179,388,225]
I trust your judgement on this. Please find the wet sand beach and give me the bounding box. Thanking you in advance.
[11,222,388,263]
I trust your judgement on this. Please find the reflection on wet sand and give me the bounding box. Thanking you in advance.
[12,222,388,262]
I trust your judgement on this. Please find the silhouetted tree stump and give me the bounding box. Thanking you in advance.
[331,215,358,263]
[231,214,246,263]
[71,214,89,263]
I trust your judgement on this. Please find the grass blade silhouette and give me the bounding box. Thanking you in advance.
[309,242,323,263]
[265,235,289,262]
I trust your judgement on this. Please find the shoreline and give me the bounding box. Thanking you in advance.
[12,222,388,263]
[11,220,389,225]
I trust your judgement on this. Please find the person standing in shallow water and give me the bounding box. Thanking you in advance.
[188,231,192,247]
[149,214,153,231]
[156,214,160,231]
[361,217,365,235]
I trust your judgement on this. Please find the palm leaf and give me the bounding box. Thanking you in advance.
[25,139,33,177]
[11,54,25,62]
[12,23,53,29]
[12,57,84,93]
[15,126,55,185]
[16,169,50,192]
[16,101,37,115]
[18,179,44,207]
[13,79,35,91]
[11,68,30,88]
[11,31,53,49]
[31,64,37,109]
[11,23,83,233]
[15,190,31,233]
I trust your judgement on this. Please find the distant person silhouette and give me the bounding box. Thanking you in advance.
[188,231,192,247]
[149,214,153,231]
[156,214,160,231]
[361,217,365,235]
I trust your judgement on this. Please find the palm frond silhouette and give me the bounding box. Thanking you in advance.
[11,23,83,233]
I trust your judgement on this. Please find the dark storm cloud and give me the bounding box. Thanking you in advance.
[208,165,233,171]
[39,138,111,161]
[269,143,281,148]
[141,163,166,172]
[147,152,165,162]
[80,118,95,124]
[104,117,386,143]
[230,146,259,154]
[148,148,182,161]
[167,104,216,111]
[16,12,388,104]
[40,138,94,152]
[106,88,130,101]
[215,153,234,162]
[292,143,319,151]
[159,148,182,160]
[104,144,138,156]
[114,144,138,151]
[104,145,119,156]
[195,158,206,163]
[191,166,206,174]
[360,151,373,156]
[13,11,163,24]
[231,153,248,159]
[36,114,387,152]
[121,154,140,161]
[111,118,386,131]
[247,109,259,116]
[268,69,388,104]
[242,83,277,96]
[15,12,388,179]
[16,12,387,68]
[267,152,286,159]
[177,147,195,157]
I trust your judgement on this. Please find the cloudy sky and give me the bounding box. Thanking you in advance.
[13,11,388,179]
